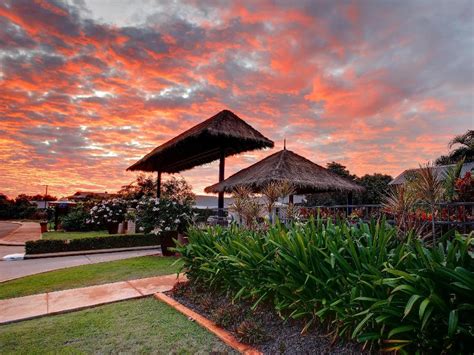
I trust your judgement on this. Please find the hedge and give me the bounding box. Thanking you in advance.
[26,234,161,254]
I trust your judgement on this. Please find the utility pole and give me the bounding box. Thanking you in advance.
[44,185,48,201]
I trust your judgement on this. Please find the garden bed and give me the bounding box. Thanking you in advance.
[167,281,365,354]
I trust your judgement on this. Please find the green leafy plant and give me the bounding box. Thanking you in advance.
[175,218,474,353]
[444,158,465,201]
[61,206,98,232]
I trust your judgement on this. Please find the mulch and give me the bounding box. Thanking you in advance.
[166,281,368,355]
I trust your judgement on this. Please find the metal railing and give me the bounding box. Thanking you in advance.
[193,202,474,234]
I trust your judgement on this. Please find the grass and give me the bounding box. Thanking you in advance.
[0,298,236,354]
[0,256,182,299]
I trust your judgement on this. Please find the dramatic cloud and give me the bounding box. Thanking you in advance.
[0,0,473,197]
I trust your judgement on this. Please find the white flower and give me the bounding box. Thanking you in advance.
[165,226,170,231]
[139,226,144,231]
[174,218,180,224]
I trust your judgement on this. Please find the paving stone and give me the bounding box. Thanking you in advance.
[0,275,184,323]
[0,293,47,323]
[128,274,187,295]
[47,281,142,314]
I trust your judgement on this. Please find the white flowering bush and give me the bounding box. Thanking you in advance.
[87,198,127,226]
[136,196,192,235]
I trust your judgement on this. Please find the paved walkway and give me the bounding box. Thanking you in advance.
[0,274,186,324]
[0,222,41,245]
[0,249,161,282]
[0,222,21,240]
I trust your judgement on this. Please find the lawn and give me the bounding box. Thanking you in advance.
[0,298,236,354]
[0,256,182,299]
[42,230,131,240]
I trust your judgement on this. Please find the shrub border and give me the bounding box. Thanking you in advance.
[25,234,161,254]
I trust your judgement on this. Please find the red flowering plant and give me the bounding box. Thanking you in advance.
[454,171,474,201]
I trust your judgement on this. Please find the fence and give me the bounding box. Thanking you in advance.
[194,201,474,235]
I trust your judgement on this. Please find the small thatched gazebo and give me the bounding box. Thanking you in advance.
[205,148,364,202]
[127,110,274,213]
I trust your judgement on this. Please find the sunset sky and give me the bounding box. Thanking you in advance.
[1,0,473,198]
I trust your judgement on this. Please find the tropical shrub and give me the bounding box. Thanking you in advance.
[61,206,99,231]
[88,199,127,226]
[176,219,474,353]
[455,171,474,201]
[135,196,192,234]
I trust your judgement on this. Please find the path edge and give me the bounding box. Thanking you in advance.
[154,292,262,355]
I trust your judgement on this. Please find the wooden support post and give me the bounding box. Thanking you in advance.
[289,194,294,204]
[347,192,353,216]
[218,148,225,217]
[156,171,161,198]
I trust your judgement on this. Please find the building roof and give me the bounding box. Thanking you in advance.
[127,109,274,173]
[205,149,364,194]
[389,161,474,185]
[69,191,114,200]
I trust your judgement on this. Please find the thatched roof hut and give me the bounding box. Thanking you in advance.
[127,109,273,210]
[205,148,364,194]
[127,109,274,173]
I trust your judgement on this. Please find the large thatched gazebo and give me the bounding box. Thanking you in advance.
[205,148,364,202]
[127,109,274,213]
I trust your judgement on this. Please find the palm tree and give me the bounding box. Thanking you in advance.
[436,130,473,165]
[448,130,473,162]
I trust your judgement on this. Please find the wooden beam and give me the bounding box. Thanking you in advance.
[346,191,353,216]
[218,148,225,217]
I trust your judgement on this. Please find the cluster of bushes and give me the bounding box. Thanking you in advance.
[60,207,100,232]
[26,234,160,254]
[176,218,474,353]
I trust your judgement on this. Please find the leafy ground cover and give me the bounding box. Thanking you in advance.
[0,256,182,299]
[176,219,474,353]
[0,297,235,354]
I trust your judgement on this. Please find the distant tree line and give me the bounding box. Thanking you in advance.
[0,193,57,220]
[305,162,393,206]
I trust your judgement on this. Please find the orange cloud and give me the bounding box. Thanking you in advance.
[0,0,472,198]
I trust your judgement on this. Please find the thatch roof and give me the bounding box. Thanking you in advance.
[389,161,474,185]
[127,110,274,173]
[205,149,364,194]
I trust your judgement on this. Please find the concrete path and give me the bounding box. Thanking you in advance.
[0,221,41,245]
[0,222,21,239]
[0,249,161,282]
[0,274,186,324]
